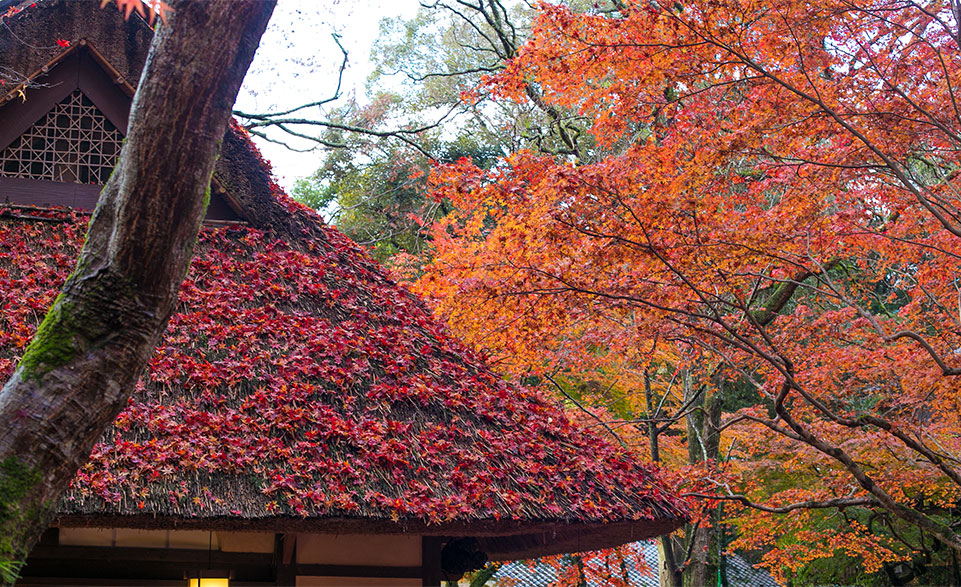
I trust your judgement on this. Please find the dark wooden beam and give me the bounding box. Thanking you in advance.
[281,533,295,566]
[272,533,295,587]
[422,536,443,587]
[17,578,273,586]
[0,178,243,222]
[16,578,185,586]
[36,528,59,546]
[1,177,103,209]
[27,544,273,566]
[21,544,276,584]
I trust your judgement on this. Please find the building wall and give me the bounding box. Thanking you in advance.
[59,528,276,551]
[294,533,422,586]
[55,527,424,584]
[296,533,421,566]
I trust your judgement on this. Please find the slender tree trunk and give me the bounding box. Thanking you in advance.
[658,538,683,587]
[0,1,275,582]
[683,374,723,587]
[647,370,683,587]
[951,548,961,586]
[574,554,587,587]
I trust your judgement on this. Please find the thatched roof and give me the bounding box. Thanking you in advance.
[0,0,687,560]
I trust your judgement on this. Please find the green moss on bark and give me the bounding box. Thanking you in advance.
[202,181,212,210]
[0,456,43,585]
[17,261,140,381]
[192,180,214,252]
[17,295,79,381]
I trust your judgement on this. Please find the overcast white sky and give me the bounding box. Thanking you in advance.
[236,0,421,189]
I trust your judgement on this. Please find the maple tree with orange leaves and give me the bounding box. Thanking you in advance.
[416,0,961,583]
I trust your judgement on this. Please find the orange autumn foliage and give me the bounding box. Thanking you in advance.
[416,0,961,580]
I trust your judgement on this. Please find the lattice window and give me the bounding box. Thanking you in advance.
[0,90,123,184]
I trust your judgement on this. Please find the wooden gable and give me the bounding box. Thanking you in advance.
[0,43,242,222]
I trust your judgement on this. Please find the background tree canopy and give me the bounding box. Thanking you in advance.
[294,0,961,585]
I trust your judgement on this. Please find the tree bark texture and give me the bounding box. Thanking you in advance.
[0,1,275,581]
[683,375,722,587]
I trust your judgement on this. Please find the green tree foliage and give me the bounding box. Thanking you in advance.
[294,129,498,264]
[294,0,611,268]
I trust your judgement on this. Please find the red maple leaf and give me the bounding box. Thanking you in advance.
[56,38,70,48]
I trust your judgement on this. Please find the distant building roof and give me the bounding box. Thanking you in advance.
[491,542,780,586]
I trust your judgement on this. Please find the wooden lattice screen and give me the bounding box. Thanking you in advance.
[0,89,123,184]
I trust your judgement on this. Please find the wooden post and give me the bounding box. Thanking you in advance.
[274,532,296,586]
[421,536,443,587]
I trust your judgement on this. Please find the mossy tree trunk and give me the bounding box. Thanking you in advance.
[0,1,274,582]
